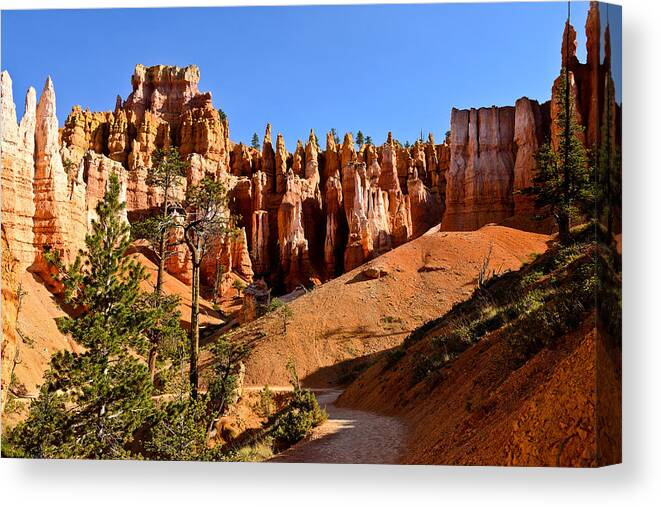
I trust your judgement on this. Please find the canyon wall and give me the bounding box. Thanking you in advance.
[442,99,550,231]
[1,3,617,297]
[1,64,447,295]
[1,226,19,408]
[443,1,618,232]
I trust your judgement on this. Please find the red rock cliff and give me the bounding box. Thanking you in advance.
[1,2,618,294]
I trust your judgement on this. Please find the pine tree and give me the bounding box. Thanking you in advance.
[526,68,594,243]
[11,175,157,459]
[141,148,186,295]
[206,335,250,433]
[138,291,186,381]
[179,178,236,398]
[5,375,68,458]
[330,128,340,145]
[365,135,373,146]
[251,132,261,151]
[133,148,187,381]
[148,396,212,461]
[355,130,365,148]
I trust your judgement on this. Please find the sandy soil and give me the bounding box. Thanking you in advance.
[224,225,551,388]
[6,273,76,395]
[269,389,406,464]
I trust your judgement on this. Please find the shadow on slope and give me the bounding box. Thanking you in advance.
[212,225,551,388]
[338,224,622,466]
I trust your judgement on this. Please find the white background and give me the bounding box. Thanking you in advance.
[0,0,658,505]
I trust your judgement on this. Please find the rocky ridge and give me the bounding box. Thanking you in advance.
[1,3,617,297]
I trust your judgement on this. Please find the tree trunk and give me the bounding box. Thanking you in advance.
[190,256,201,399]
[558,213,571,244]
[148,345,158,382]
[156,195,169,295]
[156,234,166,295]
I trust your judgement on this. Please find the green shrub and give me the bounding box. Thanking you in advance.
[411,353,443,385]
[264,359,327,449]
[234,438,274,462]
[383,347,405,370]
[257,385,275,418]
[269,389,327,448]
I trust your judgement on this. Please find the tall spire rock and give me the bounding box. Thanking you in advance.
[341,132,356,169]
[304,129,320,183]
[585,1,601,69]
[1,71,37,267]
[379,132,399,192]
[292,139,304,176]
[275,132,288,194]
[513,97,544,218]
[585,0,602,148]
[343,161,372,271]
[261,123,275,191]
[33,76,87,282]
[561,21,579,68]
[324,131,340,180]
[323,173,344,277]
[1,71,18,134]
[323,130,344,277]
[278,170,312,290]
[425,133,439,192]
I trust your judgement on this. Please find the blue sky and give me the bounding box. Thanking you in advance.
[1,2,621,150]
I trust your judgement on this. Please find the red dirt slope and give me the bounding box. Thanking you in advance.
[225,225,550,388]
[338,237,622,466]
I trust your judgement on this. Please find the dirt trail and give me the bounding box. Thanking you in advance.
[269,389,406,464]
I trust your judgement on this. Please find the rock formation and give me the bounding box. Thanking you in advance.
[0,61,480,291]
[513,97,547,217]
[1,227,19,408]
[1,72,37,269]
[442,1,618,232]
[32,77,88,282]
[442,106,517,231]
[550,2,618,154]
[1,3,619,298]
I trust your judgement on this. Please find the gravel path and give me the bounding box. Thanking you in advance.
[269,389,406,464]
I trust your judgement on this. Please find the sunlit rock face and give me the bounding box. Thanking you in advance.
[442,106,516,231]
[1,71,37,269]
[7,13,618,295]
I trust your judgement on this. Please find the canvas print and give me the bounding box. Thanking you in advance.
[0,1,621,466]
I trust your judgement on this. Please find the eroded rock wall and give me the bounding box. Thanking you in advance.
[5,7,617,296]
[0,64,448,295]
[1,72,37,269]
[442,2,617,233]
[442,106,516,231]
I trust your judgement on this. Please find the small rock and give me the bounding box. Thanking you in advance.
[363,266,388,279]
